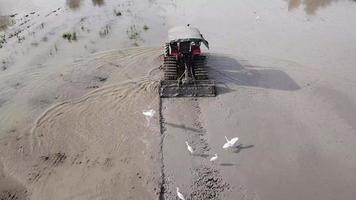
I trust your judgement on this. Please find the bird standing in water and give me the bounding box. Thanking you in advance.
[210,154,218,162]
[142,109,155,117]
[177,187,185,200]
[185,141,194,154]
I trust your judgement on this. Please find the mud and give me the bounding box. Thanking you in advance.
[0,161,28,200]
[1,0,356,199]
[189,166,229,200]
[0,47,163,199]
[160,98,231,199]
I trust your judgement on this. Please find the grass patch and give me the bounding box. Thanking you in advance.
[0,34,5,48]
[114,9,122,16]
[126,25,144,47]
[127,25,140,40]
[99,25,110,38]
[143,25,149,31]
[16,35,25,43]
[62,32,77,42]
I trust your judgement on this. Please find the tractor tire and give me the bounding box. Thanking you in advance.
[193,55,208,80]
[164,43,170,56]
[163,56,178,80]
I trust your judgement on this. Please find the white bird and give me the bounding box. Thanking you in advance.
[177,187,185,200]
[223,136,239,149]
[185,141,194,154]
[210,154,218,162]
[142,109,155,118]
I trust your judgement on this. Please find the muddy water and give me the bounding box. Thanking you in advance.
[0,0,167,133]
[1,0,356,73]
[1,0,356,200]
[0,0,167,75]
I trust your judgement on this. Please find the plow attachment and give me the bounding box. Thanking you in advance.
[160,80,216,98]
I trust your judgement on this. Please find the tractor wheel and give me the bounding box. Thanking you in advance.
[163,56,178,80]
[164,43,170,56]
[193,55,208,80]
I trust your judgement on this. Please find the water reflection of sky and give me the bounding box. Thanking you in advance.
[287,0,356,15]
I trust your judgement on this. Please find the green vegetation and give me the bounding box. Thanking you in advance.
[16,35,25,43]
[114,9,122,16]
[0,34,5,48]
[143,25,149,31]
[127,25,140,40]
[99,25,110,38]
[62,32,77,42]
[126,25,145,47]
[72,32,77,41]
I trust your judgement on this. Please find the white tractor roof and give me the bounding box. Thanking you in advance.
[168,26,209,49]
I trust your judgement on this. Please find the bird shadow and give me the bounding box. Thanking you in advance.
[193,153,210,158]
[164,122,204,133]
[233,144,254,153]
[219,163,236,166]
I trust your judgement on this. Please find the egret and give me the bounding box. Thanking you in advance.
[185,141,194,154]
[223,136,239,149]
[210,154,218,162]
[142,109,155,117]
[177,187,185,200]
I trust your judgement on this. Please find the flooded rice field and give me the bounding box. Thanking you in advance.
[1,0,356,199]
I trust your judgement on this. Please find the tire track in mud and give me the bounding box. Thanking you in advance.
[0,159,28,200]
[0,47,165,200]
[30,79,158,150]
[0,45,230,199]
[0,47,162,137]
[27,79,162,199]
[160,98,229,200]
[158,96,166,200]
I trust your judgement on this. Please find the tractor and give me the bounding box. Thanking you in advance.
[160,25,215,97]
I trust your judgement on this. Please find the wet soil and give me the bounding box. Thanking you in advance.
[1,0,356,199]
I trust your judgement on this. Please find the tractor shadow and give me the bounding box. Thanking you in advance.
[206,54,300,95]
[233,144,254,154]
